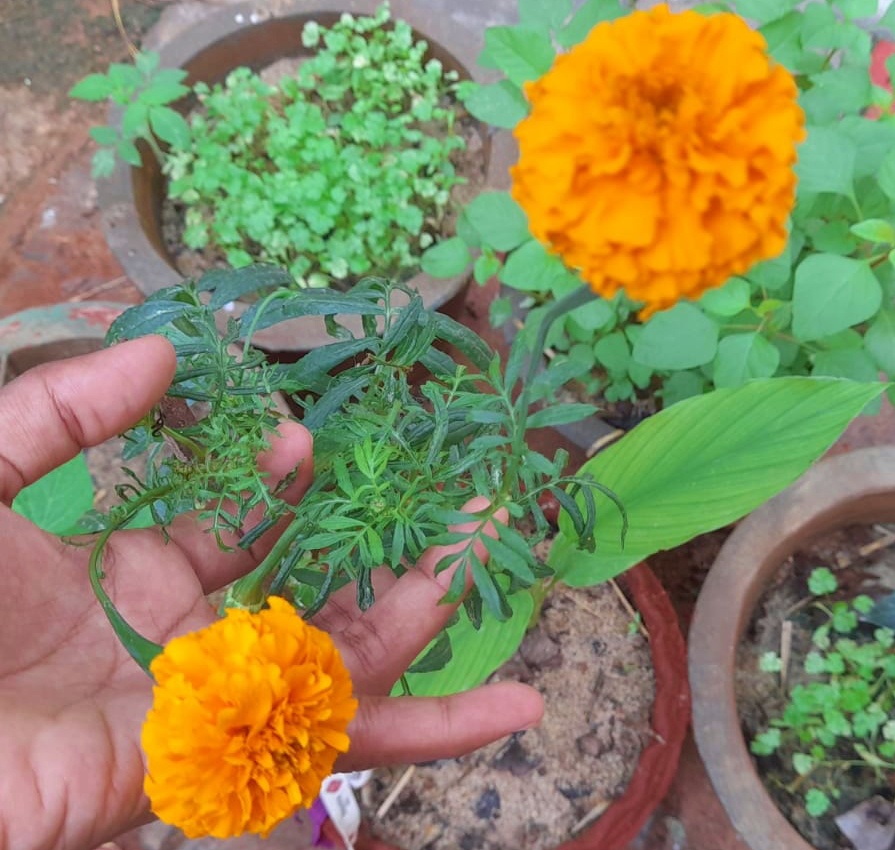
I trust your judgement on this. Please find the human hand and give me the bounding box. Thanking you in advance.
[0,337,543,850]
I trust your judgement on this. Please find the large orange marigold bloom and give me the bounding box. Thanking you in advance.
[142,597,357,839]
[511,3,805,316]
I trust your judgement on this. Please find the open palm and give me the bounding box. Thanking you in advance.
[0,338,542,850]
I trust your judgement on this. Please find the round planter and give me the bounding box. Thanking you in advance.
[689,446,895,850]
[0,301,129,381]
[564,563,690,850]
[98,0,516,352]
[371,563,689,850]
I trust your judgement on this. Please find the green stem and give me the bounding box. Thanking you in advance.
[227,515,305,608]
[89,489,170,676]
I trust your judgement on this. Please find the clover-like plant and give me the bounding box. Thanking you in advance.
[752,567,895,818]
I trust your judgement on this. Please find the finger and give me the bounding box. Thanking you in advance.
[336,682,544,771]
[311,567,398,634]
[167,421,314,593]
[0,336,176,504]
[336,496,507,694]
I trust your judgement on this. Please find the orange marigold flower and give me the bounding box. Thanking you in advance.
[511,3,805,316]
[142,597,357,839]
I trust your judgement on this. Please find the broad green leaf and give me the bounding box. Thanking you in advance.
[795,126,857,197]
[519,0,572,31]
[812,350,882,414]
[116,139,141,167]
[878,149,895,201]
[463,80,529,129]
[569,293,615,330]
[69,73,114,101]
[483,26,555,88]
[498,239,566,292]
[107,62,142,92]
[658,371,706,407]
[91,148,116,179]
[760,12,804,70]
[700,278,752,316]
[134,51,160,76]
[241,290,384,333]
[12,455,94,535]
[421,237,472,278]
[746,242,792,291]
[838,118,895,178]
[734,0,796,24]
[837,0,878,18]
[851,219,895,245]
[149,107,190,148]
[551,377,885,584]
[712,333,780,388]
[557,0,625,49]
[89,126,118,146]
[141,81,190,106]
[465,192,531,252]
[395,586,533,696]
[632,302,719,369]
[594,331,630,374]
[792,255,882,342]
[865,310,895,375]
[800,67,872,123]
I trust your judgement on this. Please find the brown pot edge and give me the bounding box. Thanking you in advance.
[97,0,517,351]
[688,446,895,850]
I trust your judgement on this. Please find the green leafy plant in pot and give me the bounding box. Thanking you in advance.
[424,0,895,417]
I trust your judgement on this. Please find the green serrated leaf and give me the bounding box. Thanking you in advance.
[149,107,190,149]
[795,126,857,197]
[557,0,625,49]
[792,255,882,342]
[632,302,719,369]
[483,26,555,87]
[69,73,114,101]
[421,237,472,279]
[463,80,529,129]
[465,192,531,253]
[712,333,780,388]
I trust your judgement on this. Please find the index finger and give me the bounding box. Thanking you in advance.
[0,336,175,504]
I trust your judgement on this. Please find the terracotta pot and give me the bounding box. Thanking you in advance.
[97,0,516,351]
[689,446,895,850]
[0,302,129,381]
[557,563,690,850]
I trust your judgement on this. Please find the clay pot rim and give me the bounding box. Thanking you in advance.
[97,0,516,351]
[689,446,895,850]
[557,562,690,850]
[0,301,131,356]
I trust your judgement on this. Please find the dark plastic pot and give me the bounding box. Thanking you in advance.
[98,0,516,351]
[689,447,895,850]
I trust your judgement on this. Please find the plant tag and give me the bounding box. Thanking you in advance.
[318,773,364,849]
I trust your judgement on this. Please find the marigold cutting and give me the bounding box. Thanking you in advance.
[511,3,805,316]
[142,597,357,839]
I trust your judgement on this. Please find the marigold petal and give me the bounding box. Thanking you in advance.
[511,3,805,315]
[142,597,357,839]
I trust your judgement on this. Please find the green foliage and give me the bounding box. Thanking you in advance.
[69,51,189,178]
[97,268,615,677]
[73,4,466,288]
[12,454,94,535]
[547,377,885,584]
[751,568,895,820]
[426,0,893,412]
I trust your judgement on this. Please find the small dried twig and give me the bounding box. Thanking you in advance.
[780,620,793,691]
[570,799,611,834]
[110,0,139,57]
[857,531,895,558]
[586,428,624,458]
[610,578,650,640]
[375,765,415,820]
[67,276,128,302]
